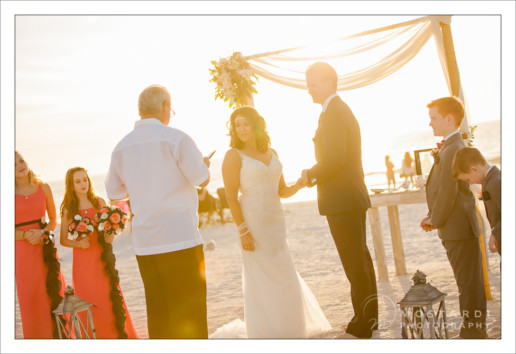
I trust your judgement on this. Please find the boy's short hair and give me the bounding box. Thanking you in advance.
[427,96,465,128]
[452,147,488,178]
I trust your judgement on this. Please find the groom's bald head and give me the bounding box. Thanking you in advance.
[305,62,338,91]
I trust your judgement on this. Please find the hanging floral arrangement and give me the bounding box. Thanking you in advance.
[209,52,258,108]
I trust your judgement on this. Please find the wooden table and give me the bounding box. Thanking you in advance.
[367,189,427,281]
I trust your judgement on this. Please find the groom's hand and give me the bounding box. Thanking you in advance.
[301,170,309,185]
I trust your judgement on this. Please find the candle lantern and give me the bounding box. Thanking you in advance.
[53,286,96,339]
[398,270,449,339]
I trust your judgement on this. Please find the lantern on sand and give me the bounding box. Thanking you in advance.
[398,270,449,339]
[53,286,96,339]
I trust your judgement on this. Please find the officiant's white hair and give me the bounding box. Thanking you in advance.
[138,84,171,115]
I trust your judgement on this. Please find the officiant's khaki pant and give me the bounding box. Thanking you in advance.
[136,245,208,338]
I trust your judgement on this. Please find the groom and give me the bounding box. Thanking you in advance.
[301,62,378,339]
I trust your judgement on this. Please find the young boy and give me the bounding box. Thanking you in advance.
[420,96,486,338]
[452,147,501,255]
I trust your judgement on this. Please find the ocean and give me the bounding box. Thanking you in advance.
[47,120,500,206]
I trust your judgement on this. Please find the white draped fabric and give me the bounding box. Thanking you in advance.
[246,15,472,136]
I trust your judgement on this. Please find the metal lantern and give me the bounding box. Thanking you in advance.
[398,270,449,339]
[53,286,96,339]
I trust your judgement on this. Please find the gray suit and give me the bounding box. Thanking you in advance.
[482,166,501,254]
[425,131,486,338]
[426,132,481,240]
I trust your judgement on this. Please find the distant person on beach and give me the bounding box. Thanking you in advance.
[400,151,415,185]
[197,187,218,226]
[420,96,486,338]
[215,106,331,338]
[15,151,68,338]
[60,167,138,338]
[301,62,378,339]
[452,147,501,255]
[105,84,211,338]
[385,155,396,188]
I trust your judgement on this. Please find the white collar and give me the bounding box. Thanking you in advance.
[135,118,164,128]
[485,165,494,178]
[322,93,338,112]
[444,130,460,141]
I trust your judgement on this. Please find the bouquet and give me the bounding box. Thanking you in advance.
[41,230,55,245]
[94,206,128,236]
[68,214,95,241]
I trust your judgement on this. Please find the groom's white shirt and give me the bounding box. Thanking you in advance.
[322,93,339,112]
[444,130,460,141]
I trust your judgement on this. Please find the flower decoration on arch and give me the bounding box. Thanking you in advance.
[209,52,258,108]
[461,125,478,147]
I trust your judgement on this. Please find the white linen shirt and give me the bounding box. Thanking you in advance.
[105,118,210,256]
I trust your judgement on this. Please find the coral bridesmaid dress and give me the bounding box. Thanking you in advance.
[72,206,138,338]
[15,185,67,338]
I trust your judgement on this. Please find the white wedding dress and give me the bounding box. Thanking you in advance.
[211,150,332,339]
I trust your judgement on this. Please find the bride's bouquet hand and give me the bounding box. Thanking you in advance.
[240,233,255,252]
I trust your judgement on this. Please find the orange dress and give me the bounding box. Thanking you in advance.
[72,207,138,338]
[15,185,67,338]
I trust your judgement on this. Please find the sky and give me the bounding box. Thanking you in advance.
[9,11,505,186]
[2,1,515,353]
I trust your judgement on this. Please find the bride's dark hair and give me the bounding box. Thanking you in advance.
[227,106,271,153]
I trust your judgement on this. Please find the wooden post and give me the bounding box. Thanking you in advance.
[240,93,254,107]
[367,207,389,281]
[476,205,492,301]
[440,22,460,97]
[387,205,407,276]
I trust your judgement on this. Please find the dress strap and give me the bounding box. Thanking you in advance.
[232,148,244,160]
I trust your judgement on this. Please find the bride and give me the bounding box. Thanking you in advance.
[213,106,331,338]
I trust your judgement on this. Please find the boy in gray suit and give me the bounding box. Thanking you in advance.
[452,147,501,255]
[420,96,487,338]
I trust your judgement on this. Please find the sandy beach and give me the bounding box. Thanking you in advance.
[15,197,501,343]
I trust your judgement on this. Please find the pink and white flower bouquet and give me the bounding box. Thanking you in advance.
[68,214,95,240]
[94,206,128,236]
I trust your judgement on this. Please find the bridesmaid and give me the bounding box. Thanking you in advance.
[15,151,67,338]
[59,167,138,339]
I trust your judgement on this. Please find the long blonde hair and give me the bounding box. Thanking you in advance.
[60,167,101,218]
[15,150,43,187]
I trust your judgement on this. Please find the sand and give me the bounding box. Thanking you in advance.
[15,198,501,346]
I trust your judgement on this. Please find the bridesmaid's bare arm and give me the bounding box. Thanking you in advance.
[41,183,57,232]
